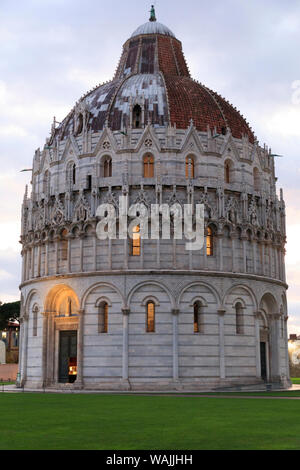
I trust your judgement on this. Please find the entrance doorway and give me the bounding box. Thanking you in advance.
[59,331,77,383]
[260,341,267,381]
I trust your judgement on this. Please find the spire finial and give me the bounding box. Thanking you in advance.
[149,5,157,22]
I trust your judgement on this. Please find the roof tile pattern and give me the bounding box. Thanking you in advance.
[53,20,255,143]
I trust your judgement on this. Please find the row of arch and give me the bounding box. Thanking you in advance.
[25,280,287,319]
[41,155,264,195]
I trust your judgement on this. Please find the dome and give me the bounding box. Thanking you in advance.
[131,21,176,39]
[53,11,255,143]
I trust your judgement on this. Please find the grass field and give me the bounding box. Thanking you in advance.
[291,377,300,384]
[1,393,300,450]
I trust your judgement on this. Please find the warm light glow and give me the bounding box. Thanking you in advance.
[147,301,155,333]
[132,225,141,256]
[185,156,194,179]
[68,366,77,375]
[143,154,154,178]
[206,227,213,256]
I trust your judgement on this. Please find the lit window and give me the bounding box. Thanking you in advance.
[146,301,155,333]
[98,302,108,333]
[132,225,141,256]
[143,154,154,178]
[185,155,195,179]
[194,301,203,333]
[206,227,213,256]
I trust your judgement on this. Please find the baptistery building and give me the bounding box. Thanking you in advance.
[18,8,290,390]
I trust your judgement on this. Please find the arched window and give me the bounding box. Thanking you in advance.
[76,113,83,135]
[143,154,154,178]
[224,161,231,183]
[185,155,195,179]
[98,301,108,333]
[133,104,142,129]
[206,227,214,256]
[72,163,76,185]
[146,301,155,333]
[132,225,141,256]
[235,302,244,334]
[193,301,203,333]
[103,156,112,178]
[33,305,39,337]
[60,229,68,261]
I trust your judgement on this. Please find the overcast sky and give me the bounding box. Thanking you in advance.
[0,0,300,332]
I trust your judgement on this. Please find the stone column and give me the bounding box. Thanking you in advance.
[93,234,97,271]
[79,236,84,272]
[67,236,72,273]
[218,234,223,271]
[55,239,59,274]
[37,243,41,277]
[242,237,247,273]
[231,234,238,273]
[254,311,261,379]
[261,242,265,276]
[284,316,290,380]
[20,314,29,387]
[46,312,55,385]
[270,313,281,382]
[218,309,226,379]
[253,238,257,274]
[122,308,130,380]
[31,245,35,278]
[172,309,179,381]
[76,309,85,388]
[45,241,49,276]
[41,312,48,386]
[203,234,207,270]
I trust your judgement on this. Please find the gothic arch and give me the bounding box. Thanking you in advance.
[44,284,80,316]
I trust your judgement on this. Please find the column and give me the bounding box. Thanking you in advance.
[93,235,97,271]
[253,239,257,274]
[231,235,237,273]
[270,313,281,381]
[16,318,24,387]
[284,316,290,380]
[254,311,261,379]
[55,239,59,274]
[218,234,223,271]
[45,241,49,276]
[42,312,48,386]
[122,308,130,380]
[242,237,247,273]
[218,309,226,379]
[20,314,29,387]
[76,309,85,388]
[37,243,41,277]
[261,243,265,276]
[172,309,179,381]
[80,236,84,272]
[31,245,35,278]
[67,236,72,273]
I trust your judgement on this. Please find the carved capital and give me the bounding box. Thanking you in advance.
[122,308,130,316]
[172,309,179,316]
[217,309,226,316]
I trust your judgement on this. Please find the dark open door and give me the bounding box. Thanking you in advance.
[59,331,77,383]
[260,341,267,381]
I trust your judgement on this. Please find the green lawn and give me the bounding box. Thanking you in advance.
[1,393,300,450]
[291,377,300,384]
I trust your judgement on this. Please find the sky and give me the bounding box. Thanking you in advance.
[0,0,299,332]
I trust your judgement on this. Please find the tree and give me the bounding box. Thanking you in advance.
[0,301,20,331]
